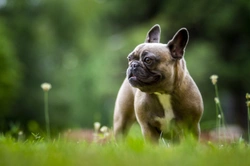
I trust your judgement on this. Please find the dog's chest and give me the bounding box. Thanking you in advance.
[154,93,175,133]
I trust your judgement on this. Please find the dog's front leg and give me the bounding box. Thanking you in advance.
[188,123,201,141]
[113,110,135,140]
[140,123,160,143]
[113,79,136,140]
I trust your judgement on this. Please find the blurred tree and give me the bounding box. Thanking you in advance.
[0,18,22,129]
[0,0,114,132]
[0,0,249,135]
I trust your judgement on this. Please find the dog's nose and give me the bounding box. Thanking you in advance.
[131,62,139,69]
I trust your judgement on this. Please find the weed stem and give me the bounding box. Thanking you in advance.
[248,104,250,143]
[44,91,51,140]
[214,84,225,127]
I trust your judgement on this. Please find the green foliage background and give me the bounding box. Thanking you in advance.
[0,0,249,134]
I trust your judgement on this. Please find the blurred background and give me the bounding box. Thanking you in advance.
[0,0,249,137]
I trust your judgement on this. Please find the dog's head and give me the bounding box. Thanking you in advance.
[127,24,189,93]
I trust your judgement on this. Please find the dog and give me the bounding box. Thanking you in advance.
[113,24,203,143]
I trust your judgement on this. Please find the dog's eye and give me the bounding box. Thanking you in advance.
[144,57,152,65]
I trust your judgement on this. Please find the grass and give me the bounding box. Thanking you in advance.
[1,77,250,166]
[1,126,250,166]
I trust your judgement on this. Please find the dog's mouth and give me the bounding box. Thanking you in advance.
[127,69,161,87]
[127,72,137,83]
[128,72,137,80]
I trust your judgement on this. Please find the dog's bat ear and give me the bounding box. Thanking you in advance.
[167,28,189,59]
[145,24,161,43]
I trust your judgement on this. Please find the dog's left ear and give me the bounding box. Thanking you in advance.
[145,24,161,43]
[167,28,189,59]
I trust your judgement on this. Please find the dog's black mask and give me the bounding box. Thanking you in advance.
[126,50,162,92]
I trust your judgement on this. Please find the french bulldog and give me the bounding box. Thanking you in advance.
[113,24,203,143]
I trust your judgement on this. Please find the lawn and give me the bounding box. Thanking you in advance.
[1,78,249,166]
[0,76,250,166]
[1,126,250,166]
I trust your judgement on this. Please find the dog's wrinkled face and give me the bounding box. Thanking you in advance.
[126,25,189,94]
[127,43,176,93]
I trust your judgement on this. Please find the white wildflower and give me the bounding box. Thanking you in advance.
[210,75,218,85]
[246,93,250,100]
[94,122,101,132]
[100,126,108,133]
[41,83,52,92]
[246,101,250,107]
[100,126,109,138]
[214,97,220,104]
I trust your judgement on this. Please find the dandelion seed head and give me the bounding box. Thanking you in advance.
[94,122,101,132]
[210,75,218,85]
[246,93,250,100]
[214,97,220,104]
[247,101,250,107]
[104,132,110,137]
[18,131,23,136]
[41,83,52,92]
[100,126,108,133]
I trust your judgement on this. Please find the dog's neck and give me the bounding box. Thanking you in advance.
[172,59,188,93]
[150,59,187,95]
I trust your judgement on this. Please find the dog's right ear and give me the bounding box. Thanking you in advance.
[145,24,161,43]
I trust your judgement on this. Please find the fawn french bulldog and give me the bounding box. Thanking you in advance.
[113,24,203,143]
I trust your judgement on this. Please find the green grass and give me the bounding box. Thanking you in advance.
[1,77,249,166]
[1,126,250,166]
